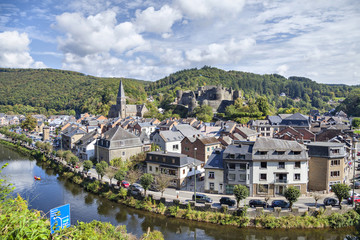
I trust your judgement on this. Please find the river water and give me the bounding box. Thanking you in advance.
[0,144,357,240]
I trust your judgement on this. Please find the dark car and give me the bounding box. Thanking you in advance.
[323,197,338,206]
[249,199,266,208]
[271,200,289,208]
[219,197,236,206]
[192,194,213,203]
[347,196,360,204]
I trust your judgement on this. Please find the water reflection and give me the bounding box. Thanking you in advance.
[0,144,357,240]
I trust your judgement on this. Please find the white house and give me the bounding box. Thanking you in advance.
[152,130,184,153]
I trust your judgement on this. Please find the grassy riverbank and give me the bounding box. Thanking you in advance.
[2,140,360,230]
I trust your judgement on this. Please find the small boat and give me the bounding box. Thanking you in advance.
[34,176,41,180]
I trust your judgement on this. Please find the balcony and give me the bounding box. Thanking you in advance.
[274,179,288,184]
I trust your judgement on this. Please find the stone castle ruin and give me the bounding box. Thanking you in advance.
[175,85,241,113]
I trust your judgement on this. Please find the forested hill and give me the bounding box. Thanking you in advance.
[0,68,148,116]
[0,67,358,116]
[147,66,359,114]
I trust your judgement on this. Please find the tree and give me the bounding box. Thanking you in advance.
[83,160,93,173]
[95,161,108,180]
[140,173,154,197]
[352,118,360,128]
[155,174,173,197]
[56,150,64,161]
[192,105,213,122]
[126,169,142,185]
[70,155,79,167]
[106,167,117,185]
[284,186,301,208]
[114,169,126,184]
[331,183,350,207]
[255,96,269,116]
[233,185,249,208]
[20,115,37,132]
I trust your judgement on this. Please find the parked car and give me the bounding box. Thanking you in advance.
[354,182,360,189]
[121,180,130,188]
[129,183,144,196]
[271,200,289,208]
[249,199,266,208]
[219,197,235,206]
[347,196,360,204]
[148,184,159,191]
[192,194,213,203]
[323,197,338,206]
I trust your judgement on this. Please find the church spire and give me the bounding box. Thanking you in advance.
[117,80,125,99]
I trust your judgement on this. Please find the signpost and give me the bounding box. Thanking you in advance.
[50,204,70,234]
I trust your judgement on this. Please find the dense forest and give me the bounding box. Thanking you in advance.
[0,68,148,116]
[0,67,359,117]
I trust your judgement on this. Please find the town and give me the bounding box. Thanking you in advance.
[1,80,359,213]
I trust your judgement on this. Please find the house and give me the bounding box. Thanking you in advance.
[152,130,184,153]
[307,142,348,192]
[181,136,221,163]
[222,141,254,195]
[279,113,310,130]
[248,119,274,137]
[95,125,143,163]
[61,125,87,150]
[232,127,258,141]
[274,126,315,142]
[252,138,309,196]
[75,130,99,160]
[204,149,224,194]
[133,122,156,137]
[145,151,203,189]
[172,124,202,138]
[157,119,178,131]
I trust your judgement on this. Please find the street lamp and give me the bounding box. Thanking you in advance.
[194,147,197,200]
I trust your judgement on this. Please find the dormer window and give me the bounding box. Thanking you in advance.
[259,151,267,155]
[275,150,285,155]
[229,154,235,159]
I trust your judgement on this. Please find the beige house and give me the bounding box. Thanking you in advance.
[307,142,347,192]
[145,151,203,189]
[95,125,143,163]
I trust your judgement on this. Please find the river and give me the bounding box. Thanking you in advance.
[0,144,357,239]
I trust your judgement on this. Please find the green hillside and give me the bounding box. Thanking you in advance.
[0,66,358,117]
[147,66,358,115]
[0,68,148,116]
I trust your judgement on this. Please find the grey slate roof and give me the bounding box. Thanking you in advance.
[267,115,282,125]
[253,138,305,151]
[204,150,224,170]
[160,130,184,142]
[174,124,202,137]
[75,130,98,147]
[224,142,254,161]
[146,151,202,167]
[236,127,257,137]
[103,125,139,141]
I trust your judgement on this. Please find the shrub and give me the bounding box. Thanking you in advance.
[168,205,179,217]
[72,175,83,185]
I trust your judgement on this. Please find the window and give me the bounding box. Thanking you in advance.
[275,150,285,155]
[278,162,285,169]
[228,163,236,170]
[185,147,189,151]
[331,149,340,154]
[266,127,270,131]
[266,133,270,136]
[207,147,210,151]
[209,183,214,190]
[239,163,246,170]
[257,184,268,194]
[260,174,267,181]
[259,151,267,155]
[173,144,179,150]
[331,160,340,166]
[183,169,185,174]
[260,162,267,169]
[292,151,301,155]
[239,174,246,181]
[172,159,175,164]
[209,171,215,179]
[122,151,125,156]
[149,166,152,172]
[295,162,301,168]
[294,173,301,181]
[229,154,235,159]
[228,174,235,181]
[155,167,158,172]
[149,156,152,160]
[331,171,340,177]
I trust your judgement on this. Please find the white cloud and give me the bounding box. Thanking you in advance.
[134,5,182,34]
[185,38,256,64]
[174,0,245,20]
[0,31,46,68]
[276,64,289,76]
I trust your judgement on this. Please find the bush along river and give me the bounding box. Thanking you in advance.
[0,143,359,240]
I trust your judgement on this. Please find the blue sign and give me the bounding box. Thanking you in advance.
[50,204,70,234]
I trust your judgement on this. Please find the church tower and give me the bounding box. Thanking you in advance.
[116,80,126,118]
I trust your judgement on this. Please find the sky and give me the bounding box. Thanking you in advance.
[0,0,359,85]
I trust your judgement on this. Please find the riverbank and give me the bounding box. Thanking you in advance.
[1,139,360,229]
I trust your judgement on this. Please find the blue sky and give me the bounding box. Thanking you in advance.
[0,0,359,85]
